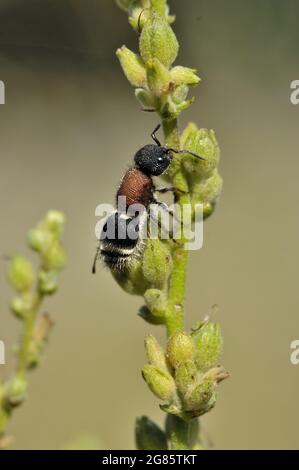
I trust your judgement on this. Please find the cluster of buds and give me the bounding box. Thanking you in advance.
[9,211,65,319]
[142,321,229,422]
[116,0,200,120]
[0,211,65,430]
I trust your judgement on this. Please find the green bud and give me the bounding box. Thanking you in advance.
[139,11,179,69]
[144,289,167,318]
[113,259,148,296]
[10,296,31,319]
[38,270,59,295]
[170,66,200,87]
[184,377,214,413]
[142,239,172,289]
[5,377,27,407]
[142,364,176,401]
[175,360,197,396]
[172,84,189,104]
[28,228,52,253]
[146,58,172,96]
[8,256,34,293]
[181,124,220,180]
[194,323,223,372]
[44,210,65,236]
[138,306,165,325]
[42,242,66,271]
[167,332,195,369]
[145,335,168,370]
[116,46,147,88]
[135,88,157,109]
[192,169,223,212]
[135,416,168,450]
[161,96,194,119]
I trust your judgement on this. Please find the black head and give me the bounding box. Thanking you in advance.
[134,144,172,176]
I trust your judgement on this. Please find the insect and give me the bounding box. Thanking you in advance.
[116,123,205,211]
[92,124,205,274]
[92,210,146,274]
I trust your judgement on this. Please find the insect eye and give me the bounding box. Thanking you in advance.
[158,157,163,162]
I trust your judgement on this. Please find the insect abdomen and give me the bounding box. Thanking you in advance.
[99,211,145,273]
[117,168,153,208]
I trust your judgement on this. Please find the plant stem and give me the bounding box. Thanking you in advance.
[162,117,197,450]
[16,292,42,377]
[162,117,189,338]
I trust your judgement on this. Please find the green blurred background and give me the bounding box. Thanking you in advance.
[0,0,298,450]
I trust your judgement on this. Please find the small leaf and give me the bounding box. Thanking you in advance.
[136,416,168,450]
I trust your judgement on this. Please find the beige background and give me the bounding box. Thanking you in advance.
[0,0,298,449]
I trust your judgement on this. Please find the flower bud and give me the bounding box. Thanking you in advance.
[142,239,172,289]
[5,377,27,407]
[194,322,223,372]
[28,228,51,253]
[139,11,179,69]
[170,66,200,87]
[113,260,147,296]
[138,306,165,325]
[145,335,168,370]
[142,364,176,401]
[167,332,195,369]
[175,360,197,396]
[144,289,167,318]
[8,256,34,293]
[172,84,189,104]
[116,46,147,88]
[135,88,157,109]
[10,297,30,319]
[44,210,65,236]
[135,416,168,450]
[38,270,59,295]
[192,169,223,215]
[146,58,172,96]
[184,378,214,413]
[181,124,220,180]
[42,242,66,271]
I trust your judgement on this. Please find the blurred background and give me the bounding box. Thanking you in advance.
[0,0,298,450]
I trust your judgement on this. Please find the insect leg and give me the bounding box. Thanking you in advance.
[151,124,162,146]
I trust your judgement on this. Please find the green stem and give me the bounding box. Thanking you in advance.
[16,292,42,377]
[162,118,193,449]
[162,118,189,338]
